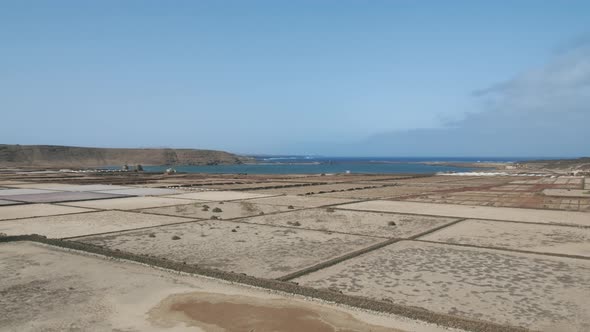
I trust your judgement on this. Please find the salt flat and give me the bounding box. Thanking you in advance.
[420,219,590,257]
[317,185,453,199]
[245,195,356,207]
[240,208,457,238]
[166,190,275,201]
[93,187,181,196]
[2,171,589,331]
[0,188,60,196]
[294,240,590,331]
[73,219,383,279]
[0,203,93,221]
[61,196,199,210]
[7,183,132,191]
[543,189,590,198]
[0,199,22,206]
[140,200,297,219]
[0,210,196,238]
[337,200,590,226]
[0,241,437,332]
[3,191,129,203]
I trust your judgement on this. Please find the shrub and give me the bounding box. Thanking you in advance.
[326,208,335,212]
[287,205,295,209]
[287,221,301,226]
[148,233,156,238]
[231,229,237,232]
[388,221,396,226]
[211,216,219,220]
[212,207,222,213]
[172,235,181,240]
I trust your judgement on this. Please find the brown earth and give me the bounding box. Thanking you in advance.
[149,291,401,332]
[0,144,252,168]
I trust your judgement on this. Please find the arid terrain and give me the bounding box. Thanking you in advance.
[1,168,589,331]
[0,144,250,168]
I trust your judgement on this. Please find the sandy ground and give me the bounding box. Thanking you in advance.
[2,173,589,331]
[72,219,383,279]
[294,240,590,332]
[5,183,132,191]
[420,219,590,257]
[166,191,275,201]
[0,210,197,238]
[0,203,93,220]
[337,200,590,226]
[239,208,457,238]
[140,200,298,219]
[61,196,203,210]
[245,195,356,207]
[0,241,454,332]
[543,189,590,198]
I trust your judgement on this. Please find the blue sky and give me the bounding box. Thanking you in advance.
[1,1,589,157]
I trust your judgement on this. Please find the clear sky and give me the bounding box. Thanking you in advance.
[1,1,589,157]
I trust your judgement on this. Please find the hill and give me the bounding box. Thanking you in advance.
[0,145,251,168]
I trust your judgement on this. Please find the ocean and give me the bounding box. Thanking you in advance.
[134,156,522,174]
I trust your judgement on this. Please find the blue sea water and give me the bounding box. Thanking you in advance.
[134,156,525,174]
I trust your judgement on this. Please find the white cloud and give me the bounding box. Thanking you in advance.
[358,43,590,156]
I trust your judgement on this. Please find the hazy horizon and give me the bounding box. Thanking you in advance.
[2,1,589,157]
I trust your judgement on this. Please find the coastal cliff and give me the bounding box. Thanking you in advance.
[0,145,251,168]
